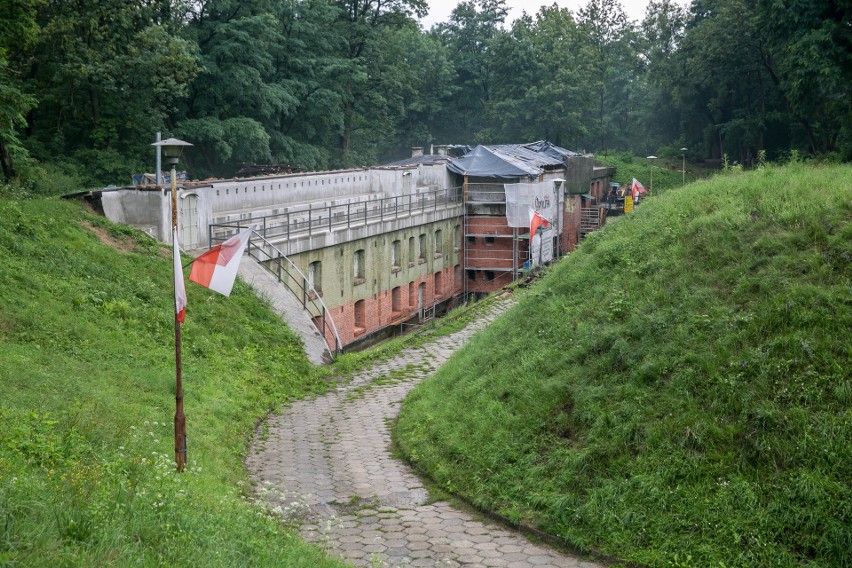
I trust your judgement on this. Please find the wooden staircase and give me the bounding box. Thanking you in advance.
[580,207,602,238]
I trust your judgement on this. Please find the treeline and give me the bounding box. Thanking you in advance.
[1,0,849,188]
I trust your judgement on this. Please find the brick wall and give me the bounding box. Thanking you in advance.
[328,265,461,347]
[561,195,581,253]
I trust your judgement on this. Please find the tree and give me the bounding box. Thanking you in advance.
[576,0,639,152]
[754,0,852,155]
[0,0,40,181]
[330,0,427,165]
[25,0,198,184]
[635,0,688,154]
[433,0,508,143]
[365,26,458,161]
[484,6,598,147]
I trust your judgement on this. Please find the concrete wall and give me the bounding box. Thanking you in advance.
[562,155,596,195]
[100,188,169,240]
[207,169,374,214]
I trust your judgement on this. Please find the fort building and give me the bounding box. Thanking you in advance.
[84,142,614,359]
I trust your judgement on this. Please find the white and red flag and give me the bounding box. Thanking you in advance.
[529,208,550,241]
[632,178,648,195]
[173,226,187,323]
[189,227,253,296]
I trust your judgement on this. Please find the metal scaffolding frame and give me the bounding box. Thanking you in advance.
[462,182,529,296]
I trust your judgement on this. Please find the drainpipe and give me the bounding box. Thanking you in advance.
[155,132,162,186]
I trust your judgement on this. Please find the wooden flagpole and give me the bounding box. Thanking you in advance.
[171,163,187,472]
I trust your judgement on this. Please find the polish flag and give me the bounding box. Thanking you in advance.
[632,178,648,195]
[189,227,253,296]
[529,208,550,241]
[173,226,187,323]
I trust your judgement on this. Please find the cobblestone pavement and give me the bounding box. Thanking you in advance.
[247,299,602,567]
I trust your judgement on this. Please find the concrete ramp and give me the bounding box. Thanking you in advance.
[238,256,329,365]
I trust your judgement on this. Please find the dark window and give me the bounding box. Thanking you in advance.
[354,249,365,280]
[354,300,365,331]
[308,261,322,291]
[391,240,401,268]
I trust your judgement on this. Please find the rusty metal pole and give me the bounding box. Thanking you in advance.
[152,137,192,474]
[171,164,187,473]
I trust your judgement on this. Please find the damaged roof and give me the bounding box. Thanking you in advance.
[446,141,580,179]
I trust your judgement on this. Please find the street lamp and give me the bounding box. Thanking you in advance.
[647,155,657,195]
[680,148,688,186]
[151,137,193,472]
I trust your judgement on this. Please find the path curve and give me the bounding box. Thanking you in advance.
[247,299,602,568]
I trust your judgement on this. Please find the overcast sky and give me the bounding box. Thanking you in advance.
[418,0,658,29]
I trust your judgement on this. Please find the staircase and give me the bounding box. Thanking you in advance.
[236,231,342,363]
[580,207,603,238]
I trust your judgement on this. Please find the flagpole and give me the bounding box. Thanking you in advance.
[171,164,187,473]
[154,137,192,473]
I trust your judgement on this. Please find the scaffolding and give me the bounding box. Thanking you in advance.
[462,182,530,297]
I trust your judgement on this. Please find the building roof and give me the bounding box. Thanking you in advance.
[381,154,450,167]
[446,141,580,179]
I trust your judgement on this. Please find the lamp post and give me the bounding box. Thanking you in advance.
[647,155,657,195]
[151,137,193,472]
[680,148,688,186]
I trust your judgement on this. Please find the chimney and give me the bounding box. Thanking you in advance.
[435,145,448,156]
[411,147,424,158]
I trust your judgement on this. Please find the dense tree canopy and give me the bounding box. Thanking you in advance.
[1,0,849,187]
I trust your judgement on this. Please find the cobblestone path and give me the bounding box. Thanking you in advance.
[247,299,602,568]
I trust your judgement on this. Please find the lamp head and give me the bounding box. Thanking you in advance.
[680,147,688,153]
[152,138,193,165]
[647,155,657,160]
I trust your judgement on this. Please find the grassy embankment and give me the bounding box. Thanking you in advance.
[596,152,707,195]
[395,163,851,567]
[0,200,344,566]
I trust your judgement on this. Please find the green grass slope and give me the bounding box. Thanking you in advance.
[395,164,852,567]
[0,200,343,566]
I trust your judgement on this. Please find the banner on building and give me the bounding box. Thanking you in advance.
[530,227,554,267]
[505,181,560,229]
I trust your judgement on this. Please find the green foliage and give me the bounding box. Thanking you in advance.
[395,164,852,566]
[0,199,343,566]
[1,0,849,188]
[484,6,598,147]
[0,0,40,182]
[21,0,200,186]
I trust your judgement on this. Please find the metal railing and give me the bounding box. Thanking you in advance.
[208,186,463,245]
[241,230,342,358]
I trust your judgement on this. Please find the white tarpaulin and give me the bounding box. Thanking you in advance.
[504,181,560,228]
[530,227,555,267]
